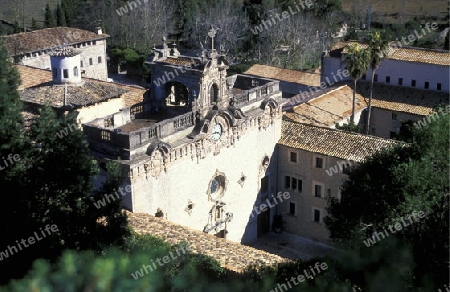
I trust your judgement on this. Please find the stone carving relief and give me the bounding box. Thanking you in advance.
[145,142,171,178]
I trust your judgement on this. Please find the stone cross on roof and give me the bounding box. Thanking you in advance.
[208,26,218,51]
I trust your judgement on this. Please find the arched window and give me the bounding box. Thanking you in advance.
[210,84,219,103]
[73,66,78,77]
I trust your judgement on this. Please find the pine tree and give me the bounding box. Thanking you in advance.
[0,39,130,285]
[44,3,56,28]
[31,17,39,30]
[56,3,67,26]
[0,37,26,177]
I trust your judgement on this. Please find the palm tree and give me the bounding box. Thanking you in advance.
[343,42,370,124]
[365,31,389,135]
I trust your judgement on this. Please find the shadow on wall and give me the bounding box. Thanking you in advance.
[240,147,279,245]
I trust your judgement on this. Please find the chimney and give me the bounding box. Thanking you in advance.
[96,27,102,35]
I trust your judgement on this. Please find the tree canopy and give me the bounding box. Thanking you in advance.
[0,39,130,284]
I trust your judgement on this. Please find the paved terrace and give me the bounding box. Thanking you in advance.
[125,211,292,273]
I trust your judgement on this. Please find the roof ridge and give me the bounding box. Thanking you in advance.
[282,117,404,144]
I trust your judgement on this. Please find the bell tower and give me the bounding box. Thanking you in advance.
[196,26,230,116]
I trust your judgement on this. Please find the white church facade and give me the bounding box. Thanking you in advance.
[84,35,284,244]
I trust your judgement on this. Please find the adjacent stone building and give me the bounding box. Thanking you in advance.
[16,47,146,127]
[4,26,109,81]
[277,118,402,244]
[322,41,450,92]
[355,81,449,138]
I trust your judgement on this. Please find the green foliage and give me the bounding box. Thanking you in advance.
[121,232,172,254]
[61,0,80,27]
[56,3,67,27]
[343,43,370,81]
[227,62,255,76]
[0,91,129,285]
[310,0,342,18]
[343,43,370,123]
[331,236,419,292]
[109,47,146,75]
[335,122,361,133]
[31,18,40,30]
[44,3,56,28]
[396,120,415,142]
[0,238,267,292]
[0,38,25,157]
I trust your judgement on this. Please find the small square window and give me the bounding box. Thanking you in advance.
[98,56,102,63]
[215,206,223,220]
[80,61,83,67]
[298,179,302,193]
[290,152,297,163]
[398,78,403,85]
[411,79,416,87]
[101,131,110,140]
[315,157,323,168]
[392,112,397,120]
[285,176,291,189]
[63,69,68,78]
[374,74,378,82]
[437,83,442,90]
[314,184,322,198]
[314,209,321,222]
[89,58,93,65]
[289,202,296,215]
[425,82,429,89]
[385,76,390,83]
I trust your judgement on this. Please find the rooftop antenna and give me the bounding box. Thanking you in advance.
[163,5,167,39]
[64,83,67,106]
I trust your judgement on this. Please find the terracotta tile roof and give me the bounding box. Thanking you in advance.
[330,41,369,52]
[20,81,128,108]
[4,27,109,56]
[244,64,321,87]
[125,211,291,273]
[284,85,367,127]
[15,65,145,108]
[355,81,448,115]
[16,65,52,90]
[385,46,450,66]
[115,84,146,107]
[279,118,403,162]
[329,41,450,66]
[49,46,82,57]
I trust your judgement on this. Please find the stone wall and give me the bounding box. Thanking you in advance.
[125,211,291,273]
[126,108,283,244]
